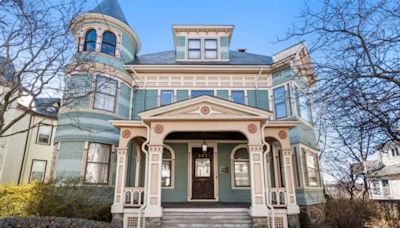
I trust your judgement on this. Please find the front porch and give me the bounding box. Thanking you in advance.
[110,96,300,228]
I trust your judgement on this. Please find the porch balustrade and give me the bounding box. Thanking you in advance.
[267,188,287,207]
[124,187,145,207]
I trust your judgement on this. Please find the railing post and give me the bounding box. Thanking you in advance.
[282,149,299,214]
[111,148,128,214]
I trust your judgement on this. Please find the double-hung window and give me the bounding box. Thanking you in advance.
[273,86,287,119]
[161,147,174,187]
[36,124,52,145]
[30,160,47,183]
[83,29,97,52]
[304,149,319,187]
[205,39,218,59]
[160,90,174,106]
[85,143,111,184]
[188,39,201,59]
[94,76,118,112]
[232,147,250,187]
[232,90,245,104]
[101,31,117,56]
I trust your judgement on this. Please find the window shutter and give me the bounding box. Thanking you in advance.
[176,90,189,101]
[217,90,229,100]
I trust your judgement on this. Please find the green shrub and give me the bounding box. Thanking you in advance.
[0,180,114,222]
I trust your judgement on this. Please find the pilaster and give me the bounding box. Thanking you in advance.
[111,148,128,214]
[144,144,163,218]
[282,149,300,214]
[248,144,269,217]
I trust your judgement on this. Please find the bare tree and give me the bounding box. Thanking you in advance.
[284,0,400,197]
[0,0,100,137]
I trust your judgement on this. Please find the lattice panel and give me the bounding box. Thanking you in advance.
[268,216,285,228]
[127,217,138,228]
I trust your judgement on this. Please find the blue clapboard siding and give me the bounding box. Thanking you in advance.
[217,90,229,100]
[247,90,269,110]
[176,90,189,101]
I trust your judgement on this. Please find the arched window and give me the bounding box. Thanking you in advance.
[101,31,116,56]
[231,145,250,188]
[83,29,97,52]
[161,146,175,188]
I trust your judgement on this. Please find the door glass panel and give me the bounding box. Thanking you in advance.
[195,158,211,177]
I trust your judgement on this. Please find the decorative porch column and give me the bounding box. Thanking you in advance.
[282,148,300,214]
[144,144,163,218]
[111,148,128,213]
[248,144,269,216]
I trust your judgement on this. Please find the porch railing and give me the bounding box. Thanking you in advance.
[124,187,145,207]
[267,188,287,207]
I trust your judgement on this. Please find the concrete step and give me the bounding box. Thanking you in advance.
[161,209,253,228]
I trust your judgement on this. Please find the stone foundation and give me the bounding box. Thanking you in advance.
[111,213,123,228]
[299,204,325,228]
[145,217,161,228]
[287,214,300,228]
[252,217,269,228]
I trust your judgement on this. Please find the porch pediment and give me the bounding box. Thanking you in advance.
[139,95,272,121]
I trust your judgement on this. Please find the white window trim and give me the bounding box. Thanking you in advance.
[185,37,221,61]
[230,144,251,190]
[162,144,176,189]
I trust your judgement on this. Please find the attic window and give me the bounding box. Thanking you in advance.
[188,39,201,59]
[205,39,217,59]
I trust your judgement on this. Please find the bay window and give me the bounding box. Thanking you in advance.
[85,143,111,184]
[93,76,117,112]
[274,86,287,119]
[303,148,319,187]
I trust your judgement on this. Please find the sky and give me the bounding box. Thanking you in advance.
[99,0,309,56]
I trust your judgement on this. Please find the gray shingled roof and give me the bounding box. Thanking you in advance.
[370,163,400,177]
[130,50,273,65]
[88,0,129,25]
[34,98,60,118]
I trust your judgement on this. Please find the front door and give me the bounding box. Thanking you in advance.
[192,147,214,199]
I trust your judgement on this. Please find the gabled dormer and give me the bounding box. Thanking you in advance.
[173,25,233,62]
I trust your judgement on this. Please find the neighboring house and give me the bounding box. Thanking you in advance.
[368,141,400,200]
[51,0,325,227]
[0,57,60,184]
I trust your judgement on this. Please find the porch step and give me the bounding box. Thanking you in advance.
[161,209,253,228]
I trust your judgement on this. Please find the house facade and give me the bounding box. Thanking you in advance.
[368,141,400,200]
[54,0,325,227]
[0,58,59,184]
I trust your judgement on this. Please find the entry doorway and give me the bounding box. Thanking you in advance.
[192,147,214,199]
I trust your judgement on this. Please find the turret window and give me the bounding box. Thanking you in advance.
[93,76,118,112]
[101,31,117,56]
[83,29,97,52]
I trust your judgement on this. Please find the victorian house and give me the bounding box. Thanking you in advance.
[53,0,325,227]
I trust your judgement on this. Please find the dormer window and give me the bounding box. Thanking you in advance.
[205,39,217,59]
[188,39,201,59]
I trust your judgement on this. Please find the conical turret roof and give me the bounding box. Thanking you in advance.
[88,0,129,25]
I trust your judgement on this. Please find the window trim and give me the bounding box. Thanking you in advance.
[93,75,118,113]
[84,142,112,185]
[273,86,288,119]
[83,29,97,52]
[230,144,251,189]
[35,124,53,145]
[162,144,175,189]
[100,31,117,56]
[29,159,47,183]
[188,39,201,59]
[204,39,218,60]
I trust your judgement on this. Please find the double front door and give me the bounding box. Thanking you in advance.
[192,147,214,199]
